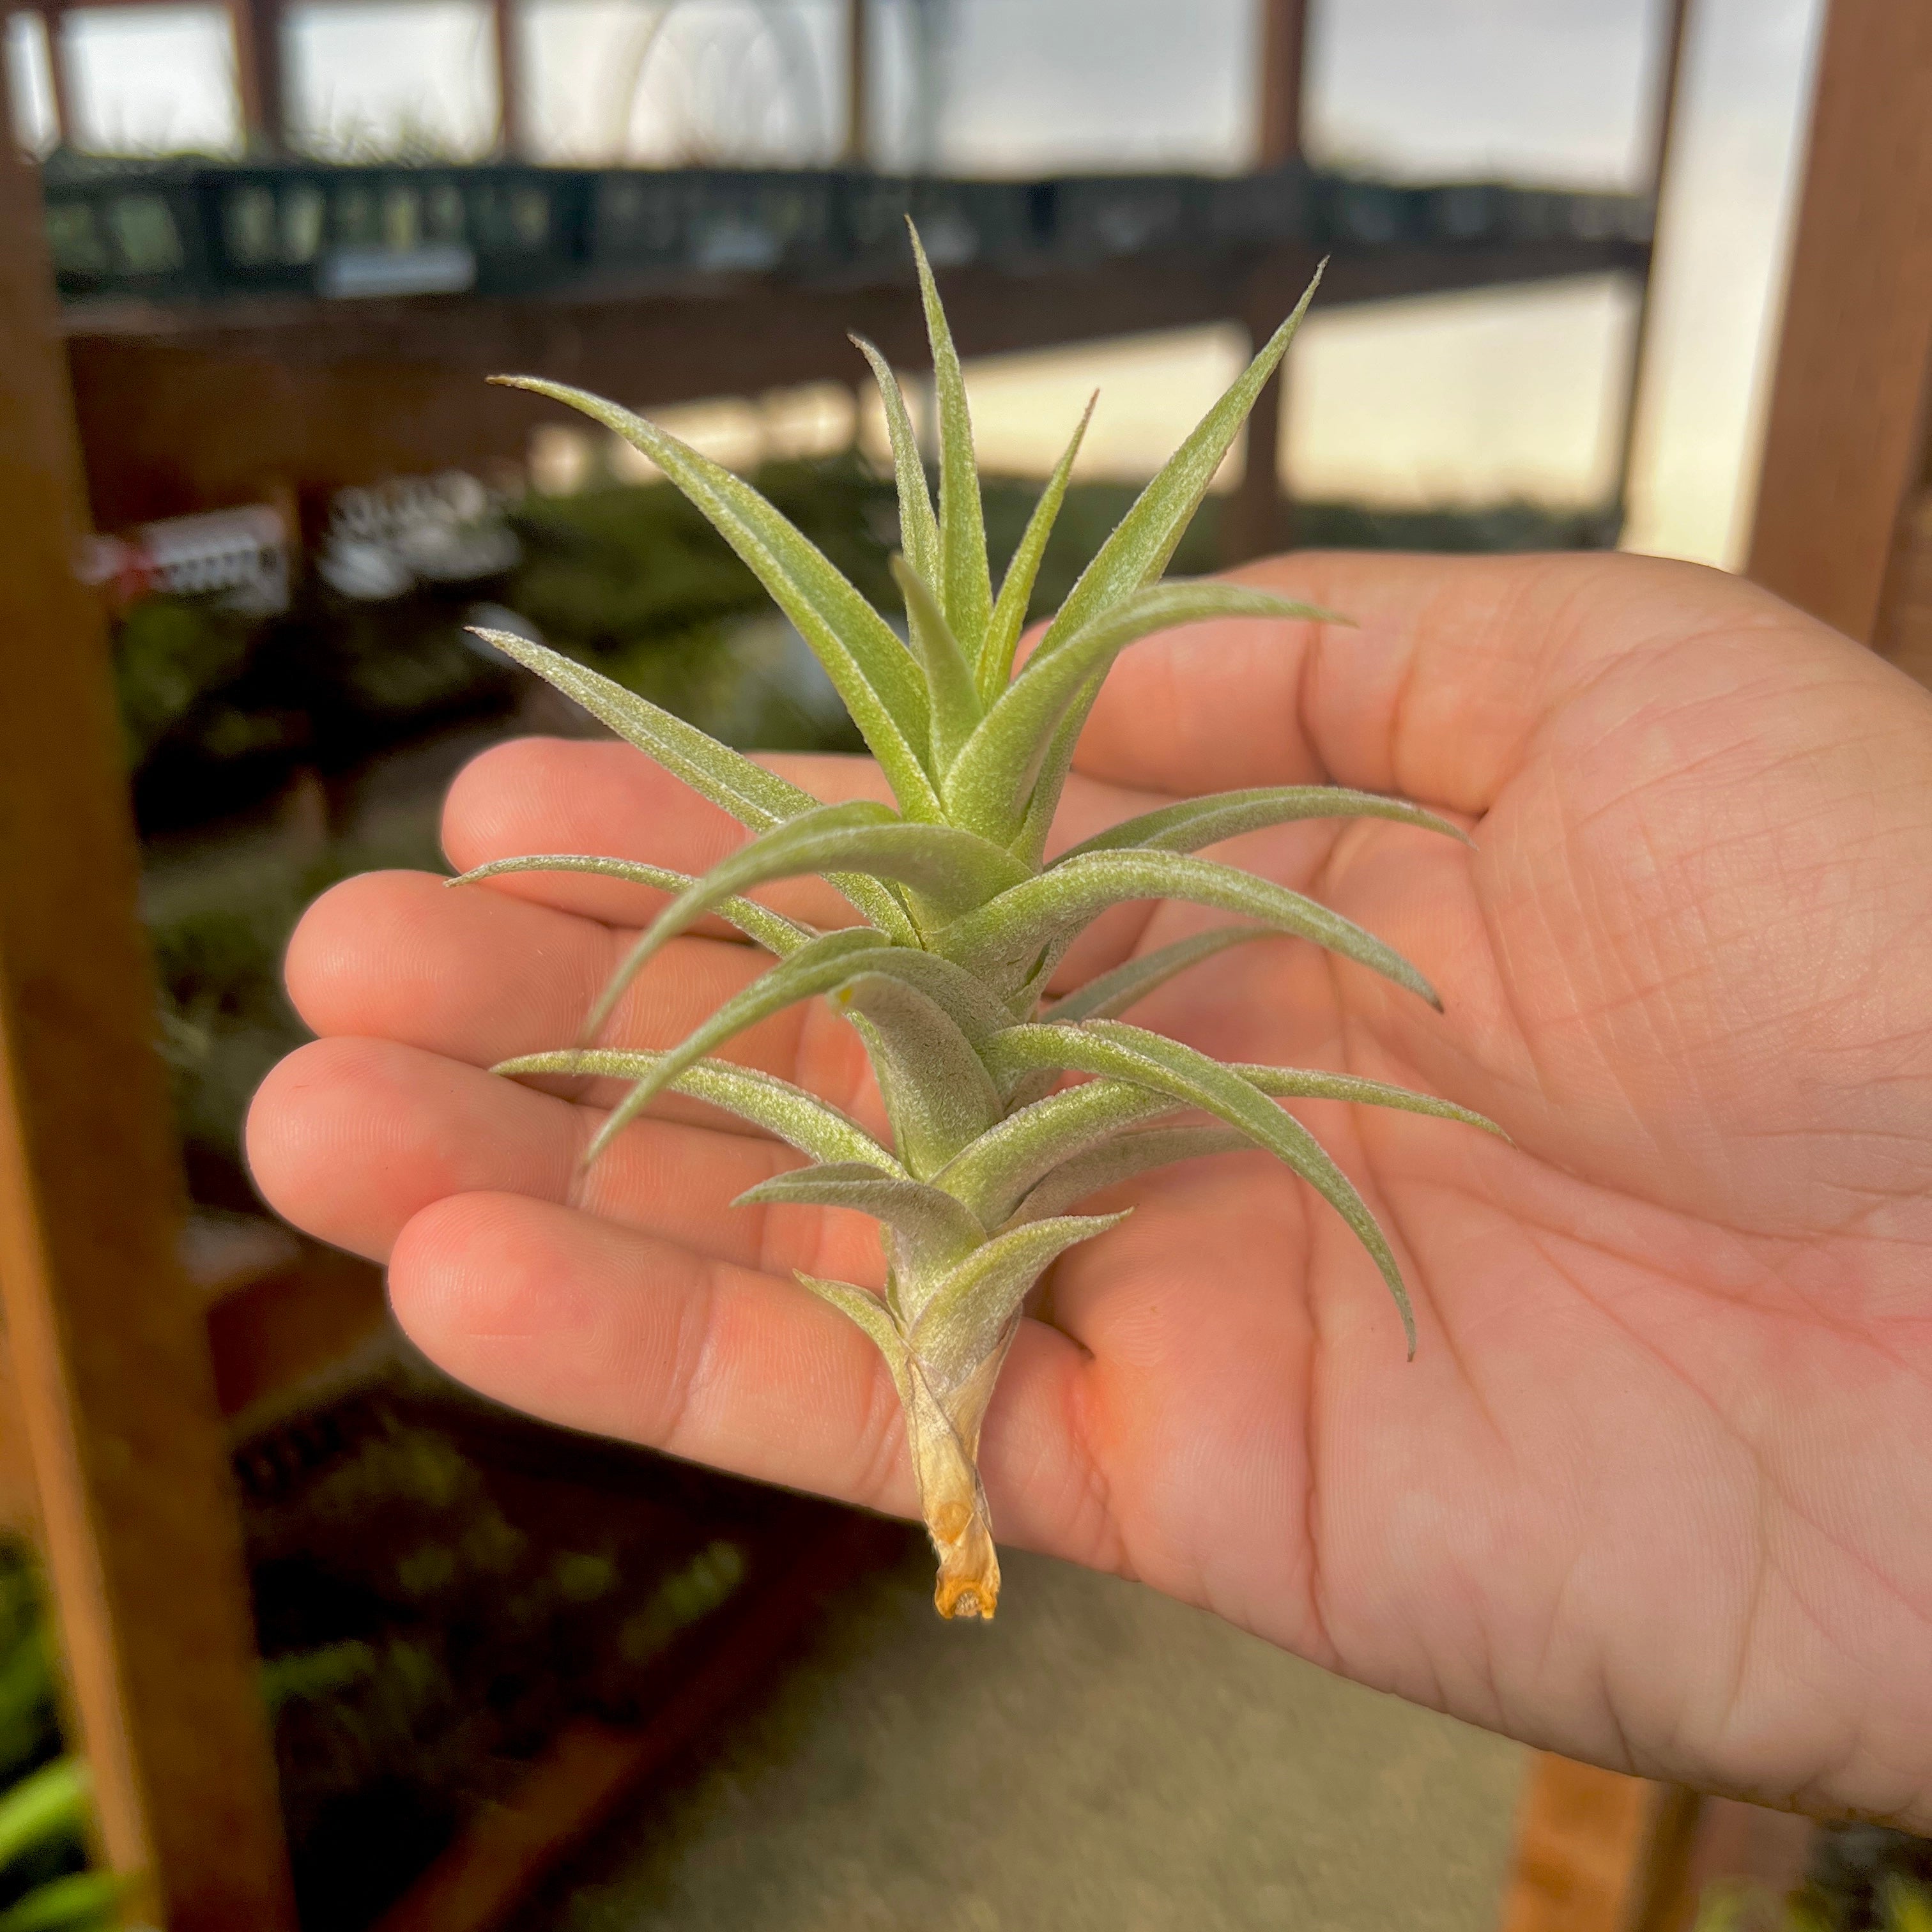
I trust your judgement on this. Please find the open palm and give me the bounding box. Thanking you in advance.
[250,549,1932,1826]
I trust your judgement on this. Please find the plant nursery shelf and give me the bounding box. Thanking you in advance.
[63,233,1647,531]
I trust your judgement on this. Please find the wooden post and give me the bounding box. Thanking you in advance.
[1745,0,1932,642]
[0,133,296,1931]
[1255,0,1307,168]
[43,3,80,151]
[1224,0,1309,564]
[229,0,286,153]
[1609,0,1692,524]
[843,0,869,165]
[493,0,521,158]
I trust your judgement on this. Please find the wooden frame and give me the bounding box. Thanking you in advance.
[0,129,296,1930]
[1745,0,1932,651]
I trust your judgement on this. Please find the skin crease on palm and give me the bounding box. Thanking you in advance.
[247,547,1932,1829]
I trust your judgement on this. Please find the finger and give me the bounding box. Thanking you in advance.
[284,871,872,1107]
[387,1190,1115,1572]
[247,1035,887,1283]
[1070,549,1803,813]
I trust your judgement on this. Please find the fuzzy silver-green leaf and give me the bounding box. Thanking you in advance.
[450,854,817,957]
[908,1213,1125,1384]
[981,1019,1416,1353]
[892,555,983,772]
[1056,786,1471,862]
[939,848,1441,1008]
[978,392,1095,702]
[946,583,1342,839]
[852,334,940,592]
[493,1046,900,1171]
[909,223,993,659]
[490,379,941,820]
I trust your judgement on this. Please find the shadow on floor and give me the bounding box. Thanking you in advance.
[521,1539,1526,1932]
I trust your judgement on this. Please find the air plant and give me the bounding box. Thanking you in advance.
[461,233,1497,1620]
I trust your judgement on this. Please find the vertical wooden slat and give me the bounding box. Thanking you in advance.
[229,0,286,152]
[492,0,521,157]
[1609,0,1692,521]
[1498,1753,1655,1932]
[843,0,868,165]
[0,136,296,1931]
[1745,0,1932,641]
[1224,0,1310,564]
[1874,478,1932,687]
[43,3,80,151]
[1255,0,1308,167]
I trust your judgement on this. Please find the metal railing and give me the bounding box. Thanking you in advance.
[40,157,1653,308]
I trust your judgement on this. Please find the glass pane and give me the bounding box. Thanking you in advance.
[59,5,241,155]
[287,1,495,158]
[4,12,58,155]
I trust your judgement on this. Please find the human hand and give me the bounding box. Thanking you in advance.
[249,550,1932,1826]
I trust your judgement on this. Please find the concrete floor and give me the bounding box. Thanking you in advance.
[529,1542,1528,1932]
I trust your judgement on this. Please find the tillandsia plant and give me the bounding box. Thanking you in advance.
[459,231,1500,1620]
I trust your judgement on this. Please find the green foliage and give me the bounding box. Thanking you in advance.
[461,232,1498,1616]
[0,1551,111,1932]
[113,594,257,768]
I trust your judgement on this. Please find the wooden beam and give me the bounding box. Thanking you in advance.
[1241,0,1310,559]
[46,6,80,152]
[1745,0,1932,641]
[1255,0,1309,167]
[1222,347,1287,565]
[1498,1754,1654,1932]
[63,234,1643,528]
[493,0,522,158]
[1609,0,1692,519]
[1874,480,1932,687]
[229,0,286,152]
[0,143,296,1929]
[60,238,1639,526]
[843,0,868,165]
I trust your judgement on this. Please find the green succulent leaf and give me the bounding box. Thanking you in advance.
[979,392,1096,702]
[939,848,1441,1008]
[834,973,1004,1179]
[1013,669,1101,869]
[0,1869,123,1932]
[795,1273,910,1393]
[581,801,1033,1041]
[449,854,818,956]
[1038,264,1323,655]
[577,930,1025,1165]
[908,1213,1124,1383]
[492,1046,901,1171]
[1057,786,1471,862]
[468,627,914,942]
[934,1077,1182,1225]
[469,628,814,829]
[946,584,1342,839]
[577,928,898,1160]
[852,335,940,590]
[0,1757,88,1874]
[981,1019,1416,1353]
[908,223,993,660]
[892,555,983,771]
[1013,1124,1252,1223]
[1046,925,1277,1023]
[489,379,942,820]
[737,1162,986,1281]
[1239,1064,1508,1141]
